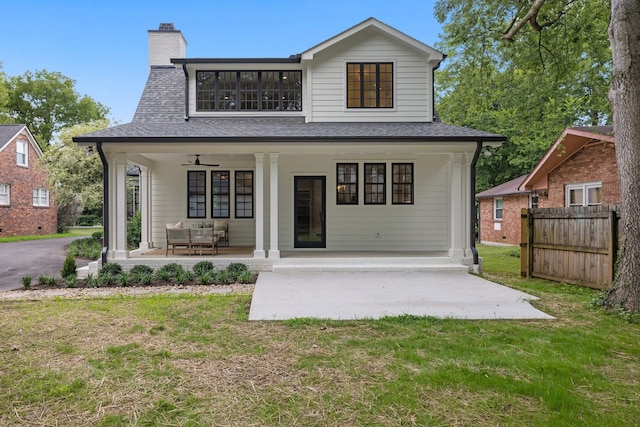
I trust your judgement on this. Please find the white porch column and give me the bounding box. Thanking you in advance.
[449,153,465,258]
[112,155,129,259]
[138,165,153,250]
[253,153,266,258]
[268,153,280,258]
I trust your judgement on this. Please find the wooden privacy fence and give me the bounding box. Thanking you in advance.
[520,206,619,289]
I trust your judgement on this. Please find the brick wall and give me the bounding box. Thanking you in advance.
[0,133,57,236]
[478,193,529,245]
[541,142,619,208]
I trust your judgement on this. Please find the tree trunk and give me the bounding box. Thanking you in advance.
[605,0,640,311]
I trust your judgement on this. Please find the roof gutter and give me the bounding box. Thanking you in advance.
[96,142,109,265]
[182,64,189,121]
[470,141,482,272]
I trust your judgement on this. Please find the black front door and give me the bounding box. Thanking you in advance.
[294,176,326,248]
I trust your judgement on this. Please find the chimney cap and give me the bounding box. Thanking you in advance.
[158,23,175,31]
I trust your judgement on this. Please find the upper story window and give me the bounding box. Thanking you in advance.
[566,182,602,207]
[33,188,49,207]
[17,141,28,166]
[494,198,503,220]
[0,184,9,205]
[196,70,302,112]
[347,62,393,108]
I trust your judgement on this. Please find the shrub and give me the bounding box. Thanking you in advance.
[196,271,214,285]
[226,263,249,275]
[238,270,254,284]
[157,263,184,279]
[193,261,214,275]
[91,230,104,240]
[154,269,171,282]
[85,273,98,288]
[130,264,154,275]
[135,272,154,285]
[61,254,77,279]
[98,272,115,287]
[100,263,123,276]
[216,269,231,285]
[22,276,32,289]
[67,236,102,259]
[118,272,132,287]
[127,211,142,249]
[38,275,58,287]
[65,275,78,288]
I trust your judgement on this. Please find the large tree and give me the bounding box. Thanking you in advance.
[434,0,612,191]
[40,120,108,229]
[605,0,640,312]
[3,69,108,148]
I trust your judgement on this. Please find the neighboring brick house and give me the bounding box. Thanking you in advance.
[520,126,618,207]
[476,175,533,245]
[0,124,57,236]
[476,126,618,246]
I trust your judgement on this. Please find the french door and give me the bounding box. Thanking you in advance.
[294,176,326,248]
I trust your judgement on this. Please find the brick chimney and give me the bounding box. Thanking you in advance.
[148,23,187,68]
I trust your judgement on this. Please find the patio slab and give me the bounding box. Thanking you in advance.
[248,272,554,320]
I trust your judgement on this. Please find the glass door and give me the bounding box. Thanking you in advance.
[294,176,326,248]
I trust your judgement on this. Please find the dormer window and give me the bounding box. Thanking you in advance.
[196,70,302,111]
[347,62,393,108]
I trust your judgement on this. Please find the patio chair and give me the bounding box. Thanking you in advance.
[213,220,229,246]
[166,226,191,256]
[190,228,218,255]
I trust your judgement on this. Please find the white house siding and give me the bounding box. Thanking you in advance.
[149,158,257,247]
[276,153,449,251]
[307,30,433,123]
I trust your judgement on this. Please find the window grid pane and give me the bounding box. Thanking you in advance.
[0,184,9,205]
[17,141,27,166]
[235,171,254,218]
[364,163,386,204]
[187,171,206,218]
[392,163,413,204]
[212,171,230,218]
[196,70,302,111]
[337,163,358,205]
[347,63,393,108]
[494,198,503,219]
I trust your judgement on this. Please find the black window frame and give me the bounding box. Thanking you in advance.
[336,163,358,205]
[187,171,206,219]
[347,62,394,109]
[364,163,386,205]
[196,70,302,112]
[235,170,254,219]
[392,163,414,205]
[211,171,230,218]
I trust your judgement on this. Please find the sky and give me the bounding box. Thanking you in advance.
[0,0,443,125]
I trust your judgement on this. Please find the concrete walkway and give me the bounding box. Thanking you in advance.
[248,272,554,320]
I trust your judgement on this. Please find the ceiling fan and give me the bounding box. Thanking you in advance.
[181,154,219,167]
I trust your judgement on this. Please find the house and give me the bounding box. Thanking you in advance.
[476,126,618,246]
[520,126,618,207]
[0,124,57,236]
[476,175,533,245]
[73,18,505,272]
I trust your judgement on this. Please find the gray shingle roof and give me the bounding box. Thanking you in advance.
[476,175,529,198]
[75,67,505,143]
[0,124,26,145]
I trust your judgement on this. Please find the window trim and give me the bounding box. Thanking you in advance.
[391,163,414,205]
[234,170,254,219]
[494,197,503,220]
[187,171,207,218]
[346,62,394,109]
[0,183,10,205]
[196,70,302,112]
[336,163,359,205]
[364,163,386,205]
[565,182,602,207]
[32,188,49,207]
[211,171,231,218]
[17,141,28,166]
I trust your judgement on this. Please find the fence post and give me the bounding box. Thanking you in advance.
[520,208,529,277]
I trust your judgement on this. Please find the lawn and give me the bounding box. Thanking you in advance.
[0,227,101,243]
[0,245,638,426]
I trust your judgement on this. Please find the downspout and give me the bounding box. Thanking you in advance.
[97,142,109,265]
[182,64,189,121]
[470,141,482,273]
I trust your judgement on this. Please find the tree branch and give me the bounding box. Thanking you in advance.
[503,0,576,41]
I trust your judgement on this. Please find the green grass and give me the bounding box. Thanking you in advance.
[0,227,101,243]
[0,246,639,426]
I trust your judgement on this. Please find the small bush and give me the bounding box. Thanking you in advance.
[65,275,78,288]
[154,269,171,282]
[91,230,104,240]
[22,276,32,289]
[98,272,115,287]
[118,272,132,287]
[67,236,102,259]
[196,271,214,285]
[226,263,249,275]
[38,275,58,287]
[130,265,154,275]
[193,261,214,275]
[61,254,77,279]
[238,270,254,284]
[100,263,123,276]
[216,269,231,285]
[127,211,142,249]
[135,272,154,285]
[85,273,98,288]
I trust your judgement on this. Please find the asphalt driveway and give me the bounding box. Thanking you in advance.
[0,237,93,291]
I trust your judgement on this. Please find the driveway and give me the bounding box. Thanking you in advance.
[249,272,554,320]
[0,237,93,291]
